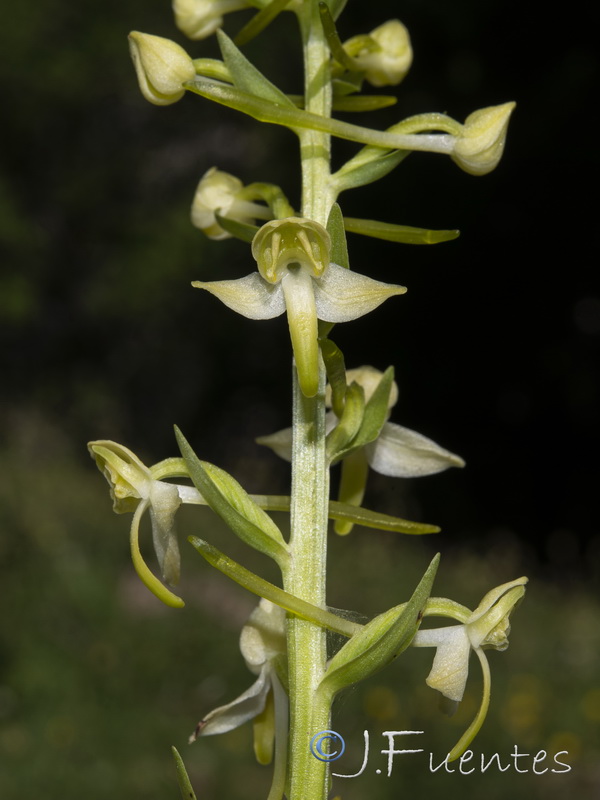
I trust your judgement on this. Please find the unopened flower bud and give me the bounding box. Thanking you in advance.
[128,32,195,106]
[173,0,248,41]
[451,102,516,176]
[352,20,413,87]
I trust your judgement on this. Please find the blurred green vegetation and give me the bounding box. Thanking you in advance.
[1,0,599,798]
[0,418,598,799]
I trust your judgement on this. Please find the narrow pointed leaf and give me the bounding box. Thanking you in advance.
[326,382,365,461]
[172,747,197,800]
[326,203,349,270]
[249,494,440,534]
[332,149,409,192]
[332,74,364,96]
[333,95,397,112]
[318,2,359,72]
[318,553,440,698]
[217,29,294,108]
[319,337,347,418]
[176,427,289,567]
[185,78,455,152]
[344,217,460,244]
[189,537,360,638]
[235,0,293,47]
[329,366,394,463]
[214,212,258,243]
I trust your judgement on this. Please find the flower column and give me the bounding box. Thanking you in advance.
[285,2,334,799]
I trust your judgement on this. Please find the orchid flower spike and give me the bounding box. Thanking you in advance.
[190,599,289,771]
[257,365,464,533]
[128,32,195,106]
[88,440,187,608]
[413,576,528,759]
[191,167,273,240]
[193,218,406,397]
[173,0,249,41]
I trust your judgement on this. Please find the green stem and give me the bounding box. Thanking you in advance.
[285,5,335,799]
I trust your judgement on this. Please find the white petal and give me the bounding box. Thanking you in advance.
[365,422,465,477]
[192,666,271,738]
[192,273,286,320]
[313,262,406,323]
[413,625,471,702]
[240,599,287,672]
[148,480,182,585]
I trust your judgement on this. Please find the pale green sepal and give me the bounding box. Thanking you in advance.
[318,1,360,72]
[216,29,295,108]
[130,501,185,608]
[234,0,293,47]
[215,211,259,242]
[193,667,270,737]
[280,268,319,398]
[326,203,350,270]
[319,337,347,418]
[89,442,150,513]
[175,428,290,567]
[318,553,440,699]
[333,95,397,112]
[314,264,406,323]
[148,480,182,585]
[328,0,348,21]
[192,273,286,320]
[188,537,361,638]
[332,149,409,193]
[172,747,197,800]
[344,217,460,244]
[365,422,465,477]
[334,449,369,535]
[326,382,365,462]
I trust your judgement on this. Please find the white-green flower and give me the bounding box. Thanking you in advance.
[193,219,406,398]
[258,365,464,532]
[190,599,288,768]
[413,577,528,759]
[88,440,187,608]
[191,167,273,240]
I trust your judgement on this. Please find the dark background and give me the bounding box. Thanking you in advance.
[1,1,598,798]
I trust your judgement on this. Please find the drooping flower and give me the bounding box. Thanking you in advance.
[413,576,528,759]
[258,365,464,532]
[191,167,273,240]
[89,440,188,607]
[190,599,288,768]
[128,32,195,106]
[193,218,406,398]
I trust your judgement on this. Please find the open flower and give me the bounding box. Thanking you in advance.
[413,576,528,759]
[193,218,406,397]
[88,440,187,608]
[258,365,464,532]
[191,599,288,768]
